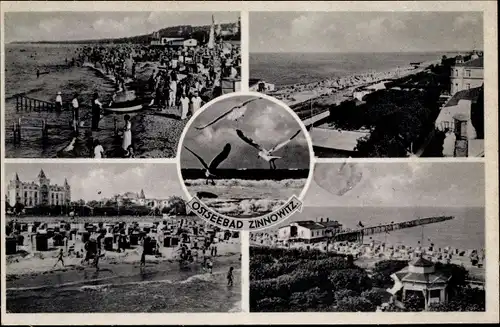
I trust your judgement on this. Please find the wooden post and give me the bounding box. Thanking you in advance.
[29,99,32,111]
[16,95,19,112]
[18,118,22,141]
[114,116,118,136]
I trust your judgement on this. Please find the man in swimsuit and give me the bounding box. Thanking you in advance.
[227,267,234,287]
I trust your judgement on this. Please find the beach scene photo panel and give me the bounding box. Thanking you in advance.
[250,161,486,312]
[3,11,241,158]
[4,162,242,313]
[250,12,484,158]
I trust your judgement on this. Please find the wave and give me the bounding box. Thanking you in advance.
[185,178,307,188]
[207,198,286,216]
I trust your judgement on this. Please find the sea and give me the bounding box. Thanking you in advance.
[250,52,459,87]
[268,206,485,251]
[6,259,241,313]
[4,44,122,158]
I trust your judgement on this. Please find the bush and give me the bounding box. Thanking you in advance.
[336,296,376,312]
[253,297,289,312]
[361,289,386,306]
[328,268,372,292]
[371,260,409,288]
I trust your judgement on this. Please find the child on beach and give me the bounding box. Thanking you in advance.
[93,139,105,159]
[227,267,234,287]
[140,250,146,267]
[207,259,213,274]
[54,249,65,268]
[71,93,80,132]
[122,114,132,151]
[180,93,190,120]
[124,145,135,158]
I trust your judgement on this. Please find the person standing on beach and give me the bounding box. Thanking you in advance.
[227,267,234,287]
[94,248,101,271]
[71,93,80,132]
[54,249,65,268]
[93,139,105,159]
[191,92,203,114]
[91,93,103,131]
[180,94,190,120]
[55,91,63,113]
[140,250,146,267]
[121,114,132,152]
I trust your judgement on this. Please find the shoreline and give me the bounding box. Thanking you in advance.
[264,58,441,107]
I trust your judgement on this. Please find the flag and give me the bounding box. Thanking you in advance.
[207,15,215,49]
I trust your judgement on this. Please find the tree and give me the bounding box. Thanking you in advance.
[87,200,99,208]
[336,296,376,312]
[77,199,86,206]
[371,260,409,288]
[164,196,186,215]
[403,293,425,312]
[428,286,485,312]
[361,289,386,306]
[14,202,25,214]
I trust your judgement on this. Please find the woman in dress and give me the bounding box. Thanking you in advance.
[122,114,132,152]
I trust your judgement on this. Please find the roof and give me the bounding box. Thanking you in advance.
[310,128,370,151]
[321,220,343,228]
[394,267,452,285]
[410,257,434,267]
[445,86,483,107]
[456,57,483,68]
[294,220,326,230]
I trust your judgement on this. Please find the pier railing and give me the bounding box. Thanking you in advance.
[15,94,58,112]
[12,117,48,143]
[333,216,454,242]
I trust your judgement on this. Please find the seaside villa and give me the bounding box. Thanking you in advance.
[277,218,343,243]
[450,53,484,96]
[387,257,452,311]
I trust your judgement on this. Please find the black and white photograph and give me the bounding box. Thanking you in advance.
[250,162,485,312]
[179,95,312,218]
[250,12,484,158]
[3,11,241,158]
[4,163,242,313]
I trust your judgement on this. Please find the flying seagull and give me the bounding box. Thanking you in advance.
[236,129,302,170]
[183,143,232,185]
[194,97,262,130]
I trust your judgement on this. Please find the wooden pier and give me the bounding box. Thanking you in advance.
[12,117,48,143]
[332,215,454,243]
[15,94,58,112]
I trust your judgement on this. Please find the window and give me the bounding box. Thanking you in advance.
[24,191,27,198]
[455,69,459,76]
[465,70,471,77]
[466,83,471,90]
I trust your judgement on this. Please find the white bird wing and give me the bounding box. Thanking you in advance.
[194,97,261,130]
[183,146,209,170]
[236,129,264,151]
[269,129,301,153]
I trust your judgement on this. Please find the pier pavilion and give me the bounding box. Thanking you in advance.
[387,257,452,311]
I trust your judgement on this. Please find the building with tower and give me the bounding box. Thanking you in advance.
[7,169,71,207]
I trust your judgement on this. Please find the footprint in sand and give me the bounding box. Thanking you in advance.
[314,162,364,196]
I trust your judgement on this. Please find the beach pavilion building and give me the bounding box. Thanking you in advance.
[450,53,483,96]
[387,257,452,311]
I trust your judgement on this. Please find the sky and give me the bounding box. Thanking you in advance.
[180,96,310,169]
[250,11,483,53]
[303,162,484,207]
[4,163,184,201]
[4,11,240,43]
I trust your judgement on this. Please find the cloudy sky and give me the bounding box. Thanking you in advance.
[4,163,184,201]
[4,11,240,43]
[250,12,483,53]
[303,162,484,207]
[181,96,310,169]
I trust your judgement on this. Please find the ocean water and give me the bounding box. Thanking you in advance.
[4,44,119,158]
[7,258,241,313]
[266,206,485,250]
[250,52,456,87]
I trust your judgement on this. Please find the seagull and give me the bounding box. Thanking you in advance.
[194,97,261,130]
[183,143,231,185]
[236,129,301,170]
[62,137,76,152]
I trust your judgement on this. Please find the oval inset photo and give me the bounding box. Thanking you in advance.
[179,93,313,220]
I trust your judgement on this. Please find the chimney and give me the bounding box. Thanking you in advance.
[327,217,329,222]
[320,217,323,223]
